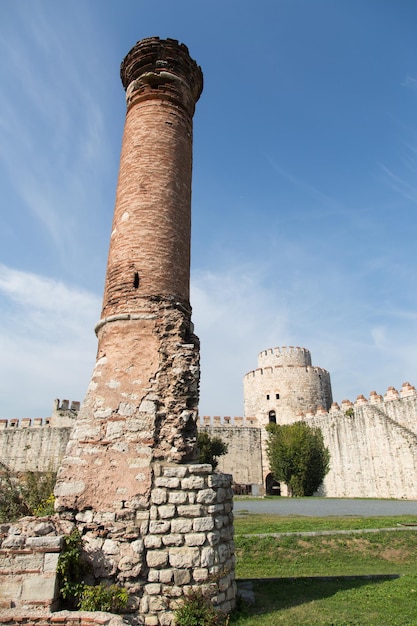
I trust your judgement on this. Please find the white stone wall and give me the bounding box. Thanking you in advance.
[0,401,77,473]
[309,392,417,499]
[257,346,312,368]
[201,427,264,487]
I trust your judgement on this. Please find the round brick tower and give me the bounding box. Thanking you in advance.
[55,38,203,513]
[243,346,333,427]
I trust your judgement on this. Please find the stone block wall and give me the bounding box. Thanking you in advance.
[0,613,127,625]
[308,393,417,499]
[0,464,235,626]
[0,400,78,473]
[0,517,69,612]
[201,427,263,489]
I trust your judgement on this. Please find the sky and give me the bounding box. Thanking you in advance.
[1,0,417,419]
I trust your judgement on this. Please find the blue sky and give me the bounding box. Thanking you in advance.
[1,0,417,419]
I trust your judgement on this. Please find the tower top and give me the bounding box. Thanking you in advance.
[257,346,312,368]
[120,37,203,115]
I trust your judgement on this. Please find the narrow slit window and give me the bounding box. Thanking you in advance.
[133,272,140,289]
[276,393,280,400]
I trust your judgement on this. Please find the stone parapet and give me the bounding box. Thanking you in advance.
[256,346,312,368]
[298,383,417,420]
[198,416,258,427]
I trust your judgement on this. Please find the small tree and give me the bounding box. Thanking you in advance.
[266,421,330,496]
[197,431,228,470]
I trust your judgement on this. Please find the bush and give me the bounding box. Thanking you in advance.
[198,431,228,470]
[174,588,228,626]
[80,584,128,612]
[57,528,87,608]
[57,528,128,612]
[0,465,56,521]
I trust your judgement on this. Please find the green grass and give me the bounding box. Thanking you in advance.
[234,513,417,534]
[235,531,417,577]
[231,576,417,625]
[232,514,417,625]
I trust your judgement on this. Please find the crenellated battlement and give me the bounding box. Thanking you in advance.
[0,417,48,430]
[244,364,330,378]
[300,382,417,419]
[0,399,80,430]
[256,345,312,369]
[199,415,259,427]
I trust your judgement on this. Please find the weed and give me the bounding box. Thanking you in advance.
[174,587,228,626]
[79,583,128,612]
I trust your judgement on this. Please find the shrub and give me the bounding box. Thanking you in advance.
[266,421,330,496]
[0,465,57,521]
[57,528,128,612]
[198,431,228,470]
[174,587,228,625]
[79,583,128,612]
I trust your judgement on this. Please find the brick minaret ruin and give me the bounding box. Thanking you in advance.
[53,37,235,622]
[55,38,203,513]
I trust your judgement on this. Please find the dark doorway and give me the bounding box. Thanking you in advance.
[266,473,281,496]
[268,410,277,424]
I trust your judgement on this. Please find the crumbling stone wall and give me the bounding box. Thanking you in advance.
[0,464,234,625]
[0,517,69,612]
[0,612,125,625]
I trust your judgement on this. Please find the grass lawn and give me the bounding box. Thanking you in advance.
[232,513,417,625]
[230,575,417,625]
[234,513,417,534]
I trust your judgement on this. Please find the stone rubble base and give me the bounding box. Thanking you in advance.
[0,464,235,626]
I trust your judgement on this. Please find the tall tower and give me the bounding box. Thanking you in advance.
[55,37,203,513]
[39,38,234,623]
[244,346,333,427]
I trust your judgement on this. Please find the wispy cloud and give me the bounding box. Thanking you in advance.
[379,162,417,205]
[0,5,112,270]
[267,158,345,213]
[402,75,417,91]
[0,265,100,419]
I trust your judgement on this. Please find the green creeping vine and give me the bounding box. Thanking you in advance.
[57,528,128,612]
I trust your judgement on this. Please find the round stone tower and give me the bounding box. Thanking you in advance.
[243,346,333,427]
[55,37,203,513]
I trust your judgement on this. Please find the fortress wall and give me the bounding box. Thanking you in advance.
[308,403,417,499]
[378,395,417,435]
[243,365,332,425]
[0,401,78,473]
[201,426,264,486]
[0,427,73,472]
[2,387,417,499]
